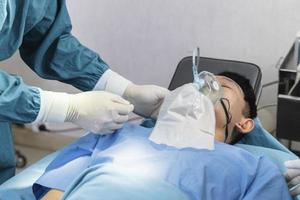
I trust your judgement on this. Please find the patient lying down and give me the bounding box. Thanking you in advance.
[34,72,291,200]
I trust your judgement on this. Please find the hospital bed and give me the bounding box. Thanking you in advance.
[0,56,299,200]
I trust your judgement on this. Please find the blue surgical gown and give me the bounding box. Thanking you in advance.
[0,0,109,182]
[33,124,292,200]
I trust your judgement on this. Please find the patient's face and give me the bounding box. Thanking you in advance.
[214,76,248,142]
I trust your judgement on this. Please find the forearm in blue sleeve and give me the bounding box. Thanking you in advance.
[19,0,109,91]
[0,69,40,123]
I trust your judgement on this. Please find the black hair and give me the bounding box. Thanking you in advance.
[218,72,257,144]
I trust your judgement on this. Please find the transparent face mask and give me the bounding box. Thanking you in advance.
[192,47,223,105]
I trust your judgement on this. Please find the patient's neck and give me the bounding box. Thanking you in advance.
[215,127,226,143]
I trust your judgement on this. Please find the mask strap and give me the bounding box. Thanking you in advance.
[220,98,230,143]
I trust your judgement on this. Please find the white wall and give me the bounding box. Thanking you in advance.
[1,0,300,105]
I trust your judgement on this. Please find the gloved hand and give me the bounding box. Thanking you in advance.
[33,90,134,134]
[93,69,169,118]
[123,83,169,118]
[284,159,300,196]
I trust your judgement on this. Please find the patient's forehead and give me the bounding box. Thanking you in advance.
[215,76,244,97]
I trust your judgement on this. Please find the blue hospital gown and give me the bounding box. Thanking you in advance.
[33,124,292,200]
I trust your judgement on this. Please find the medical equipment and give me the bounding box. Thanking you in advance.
[288,64,300,96]
[192,47,223,105]
[277,36,300,143]
[293,32,300,66]
[195,71,223,104]
[288,33,300,95]
[149,48,219,150]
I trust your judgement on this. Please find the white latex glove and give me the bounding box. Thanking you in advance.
[284,159,300,196]
[33,90,134,134]
[123,83,169,118]
[93,69,169,118]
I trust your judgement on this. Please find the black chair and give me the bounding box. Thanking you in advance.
[168,56,262,103]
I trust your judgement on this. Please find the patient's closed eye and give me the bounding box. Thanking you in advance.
[222,85,230,89]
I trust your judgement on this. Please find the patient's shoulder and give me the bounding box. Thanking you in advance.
[214,141,256,158]
[214,142,281,175]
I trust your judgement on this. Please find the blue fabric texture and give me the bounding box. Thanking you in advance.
[0,70,40,124]
[235,144,297,173]
[61,165,189,200]
[0,152,58,199]
[0,122,15,184]
[0,0,7,31]
[33,123,291,200]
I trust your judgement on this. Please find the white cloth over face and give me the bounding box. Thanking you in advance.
[0,0,7,31]
[149,83,215,150]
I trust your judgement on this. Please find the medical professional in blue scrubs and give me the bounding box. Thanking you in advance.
[0,0,168,183]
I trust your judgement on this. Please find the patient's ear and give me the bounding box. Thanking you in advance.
[235,118,254,134]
